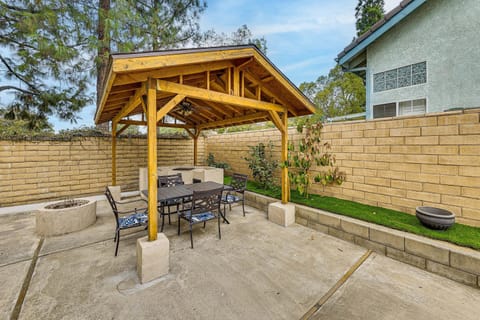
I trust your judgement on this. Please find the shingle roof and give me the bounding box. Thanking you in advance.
[336,0,417,62]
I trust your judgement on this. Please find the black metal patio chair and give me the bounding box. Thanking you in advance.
[178,187,224,248]
[158,173,185,231]
[105,186,148,256]
[222,173,248,217]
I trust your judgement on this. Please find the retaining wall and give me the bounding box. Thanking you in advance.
[207,109,480,226]
[245,192,480,288]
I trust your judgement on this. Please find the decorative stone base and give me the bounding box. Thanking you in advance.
[268,202,295,227]
[136,233,169,284]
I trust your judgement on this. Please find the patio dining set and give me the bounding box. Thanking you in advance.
[105,172,248,256]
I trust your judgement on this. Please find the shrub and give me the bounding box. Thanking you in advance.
[244,142,278,189]
[206,153,230,169]
[285,121,345,197]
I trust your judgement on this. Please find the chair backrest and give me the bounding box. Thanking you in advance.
[191,187,223,215]
[158,173,184,188]
[231,173,248,192]
[105,187,120,225]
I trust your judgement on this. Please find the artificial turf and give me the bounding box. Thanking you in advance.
[225,176,480,250]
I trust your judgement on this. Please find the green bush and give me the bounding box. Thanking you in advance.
[244,142,278,189]
[206,153,230,169]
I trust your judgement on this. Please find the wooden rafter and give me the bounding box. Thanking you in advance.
[156,94,186,122]
[112,83,146,124]
[118,119,193,129]
[268,111,286,133]
[198,112,268,130]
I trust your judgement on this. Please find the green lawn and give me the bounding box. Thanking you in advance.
[225,176,480,250]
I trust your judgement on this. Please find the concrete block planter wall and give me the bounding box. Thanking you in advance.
[36,199,97,236]
[245,191,480,288]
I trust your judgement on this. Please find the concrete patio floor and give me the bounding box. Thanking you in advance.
[1,200,480,319]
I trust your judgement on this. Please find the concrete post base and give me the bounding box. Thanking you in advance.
[268,202,295,227]
[136,233,169,284]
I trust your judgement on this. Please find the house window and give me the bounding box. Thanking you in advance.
[398,99,426,116]
[412,62,427,85]
[373,61,426,92]
[373,103,396,119]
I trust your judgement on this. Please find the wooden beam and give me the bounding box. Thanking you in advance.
[112,49,253,73]
[111,121,117,186]
[281,112,289,204]
[146,78,158,241]
[268,111,285,133]
[116,123,130,136]
[157,79,285,113]
[112,83,146,124]
[241,71,245,97]
[198,112,269,130]
[237,57,254,69]
[233,67,240,96]
[95,70,116,124]
[113,61,234,86]
[252,51,316,113]
[243,71,296,115]
[194,135,198,166]
[156,94,186,122]
[184,128,195,139]
[119,119,193,129]
[227,67,232,94]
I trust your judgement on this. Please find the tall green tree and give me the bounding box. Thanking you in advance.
[96,0,208,103]
[299,65,365,120]
[1,0,267,126]
[355,0,385,36]
[0,0,95,123]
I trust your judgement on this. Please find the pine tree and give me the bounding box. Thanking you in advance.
[1,0,267,125]
[0,0,96,123]
[355,0,385,36]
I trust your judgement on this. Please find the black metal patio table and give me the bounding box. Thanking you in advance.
[141,181,231,226]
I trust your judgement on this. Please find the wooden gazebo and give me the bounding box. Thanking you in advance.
[95,45,315,242]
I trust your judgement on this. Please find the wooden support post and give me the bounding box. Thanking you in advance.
[193,129,201,166]
[193,135,198,166]
[227,67,232,94]
[147,78,158,241]
[281,111,289,204]
[233,67,240,96]
[111,121,117,186]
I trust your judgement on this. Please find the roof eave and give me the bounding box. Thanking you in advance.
[337,0,427,67]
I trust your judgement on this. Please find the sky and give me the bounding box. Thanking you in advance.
[50,0,400,131]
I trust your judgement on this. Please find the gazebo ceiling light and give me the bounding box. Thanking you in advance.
[178,99,193,116]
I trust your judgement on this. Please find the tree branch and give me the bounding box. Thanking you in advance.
[0,54,39,93]
[0,85,38,95]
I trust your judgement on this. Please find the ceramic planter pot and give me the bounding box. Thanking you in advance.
[416,206,455,230]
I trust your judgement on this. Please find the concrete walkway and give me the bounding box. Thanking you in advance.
[1,201,479,319]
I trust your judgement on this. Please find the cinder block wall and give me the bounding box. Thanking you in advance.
[0,136,205,206]
[206,109,480,226]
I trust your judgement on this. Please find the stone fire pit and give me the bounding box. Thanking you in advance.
[36,199,97,236]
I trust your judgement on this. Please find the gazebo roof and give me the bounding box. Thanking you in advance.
[95,45,315,129]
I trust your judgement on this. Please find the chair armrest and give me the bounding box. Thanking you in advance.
[116,197,142,205]
[117,207,148,215]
